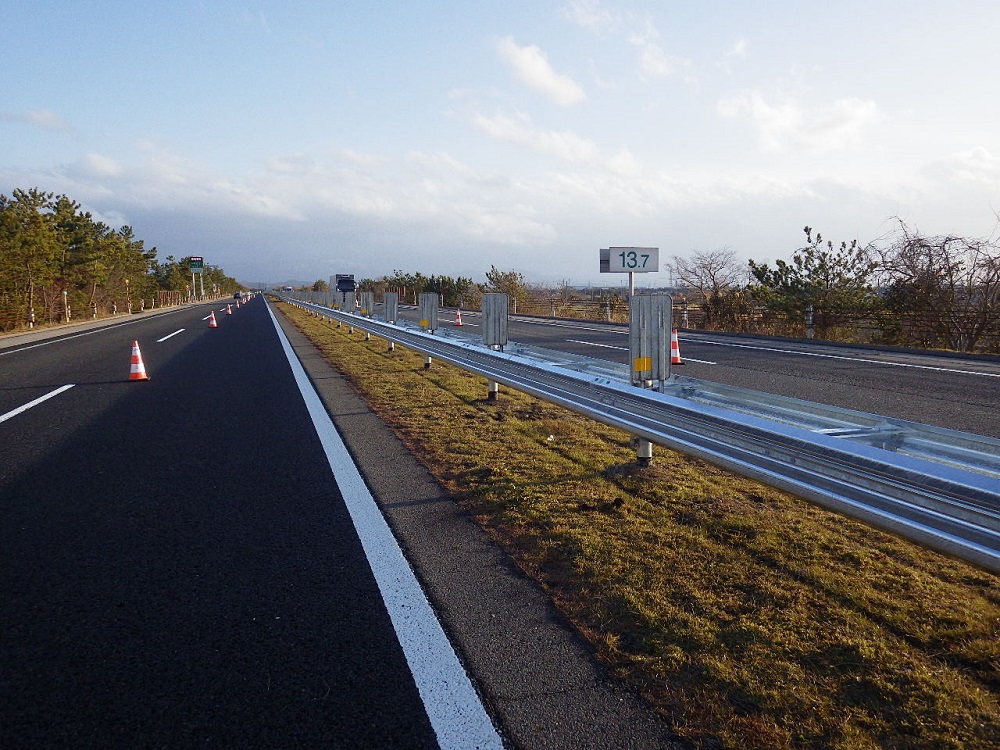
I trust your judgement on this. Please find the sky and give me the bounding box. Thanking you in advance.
[3,0,1000,287]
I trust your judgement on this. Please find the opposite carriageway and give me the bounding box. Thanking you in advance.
[281,295,1000,574]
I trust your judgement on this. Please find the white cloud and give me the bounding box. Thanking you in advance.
[266,153,317,174]
[561,0,619,31]
[0,109,72,132]
[717,91,881,152]
[80,152,123,177]
[922,147,1000,187]
[728,39,748,57]
[629,27,688,78]
[496,36,587,106]
[473,111,598,163]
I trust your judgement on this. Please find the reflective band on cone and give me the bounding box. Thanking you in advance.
[209,311,218,328]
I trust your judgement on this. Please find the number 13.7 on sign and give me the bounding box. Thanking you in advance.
[601,247,659,274]
[619,249,650,269]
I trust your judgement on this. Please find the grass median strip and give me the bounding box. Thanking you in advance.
[280,303,999,750]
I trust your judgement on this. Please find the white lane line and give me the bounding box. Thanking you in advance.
[567,339,626,351]
[266,304,503,750]
[566,339,717,365]
[0,384,76,424]
[695,339,1000,378]
[157,329,185,342]
[0,308,190,357]
[525,319,627,334]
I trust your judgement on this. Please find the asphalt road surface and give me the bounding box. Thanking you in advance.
[0,298,680,750]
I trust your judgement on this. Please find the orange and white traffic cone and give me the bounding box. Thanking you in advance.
[208,311,218,328]
[226,304,233,315]
[670,329,684,365]
[453,309,463,326]
[128,340,149,381]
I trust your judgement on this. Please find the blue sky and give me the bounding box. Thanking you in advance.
[3,1,1000,286]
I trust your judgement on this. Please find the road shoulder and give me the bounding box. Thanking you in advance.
[273,306,683,750]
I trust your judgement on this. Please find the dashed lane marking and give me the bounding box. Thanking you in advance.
[157,329,185,342]
[0,384,76,424]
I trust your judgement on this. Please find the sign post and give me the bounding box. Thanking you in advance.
[189,256,205,300]
[600,246,664,466]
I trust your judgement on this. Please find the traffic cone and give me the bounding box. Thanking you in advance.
[208,311,218,328]
[128,340,149,381]
[670,329,684,365]
[453,309,463,326]
[226,304,233,315]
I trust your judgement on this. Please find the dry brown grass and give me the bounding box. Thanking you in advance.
[281,303,1000,749]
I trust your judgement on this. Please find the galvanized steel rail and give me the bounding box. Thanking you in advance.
[281,297,1000,573]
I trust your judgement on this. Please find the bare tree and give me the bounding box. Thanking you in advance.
[668,248,744,326]
[879,219,1000,352]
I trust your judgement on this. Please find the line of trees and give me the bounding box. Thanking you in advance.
[354,267,528,309]
[671,220,1000,353]
[0,188,242,331]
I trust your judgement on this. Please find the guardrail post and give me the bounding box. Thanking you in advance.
[636,438,653,467]
[488,380,500,400]
[384,292,399,352]
[629,293,671,388]
[419,293,439,334]
[424,355,432,370]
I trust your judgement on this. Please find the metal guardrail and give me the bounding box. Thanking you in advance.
[279,297,1000,574]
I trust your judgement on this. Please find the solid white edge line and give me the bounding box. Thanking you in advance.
[266,304,503,750]
[0,384,76,424]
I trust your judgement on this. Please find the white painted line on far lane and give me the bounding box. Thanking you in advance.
[566,339,717,365]
[566,339,626,351]
[0,384,76,424]
[157,329,185,342]
[695,338,1000,378]
[266,304,503,750]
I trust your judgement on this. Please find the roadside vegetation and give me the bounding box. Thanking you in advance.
[307,221,1000,354]
[0,188,241,332]
[279,302,999,750]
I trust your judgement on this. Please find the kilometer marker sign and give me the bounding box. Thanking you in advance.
[600,247,659,273]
